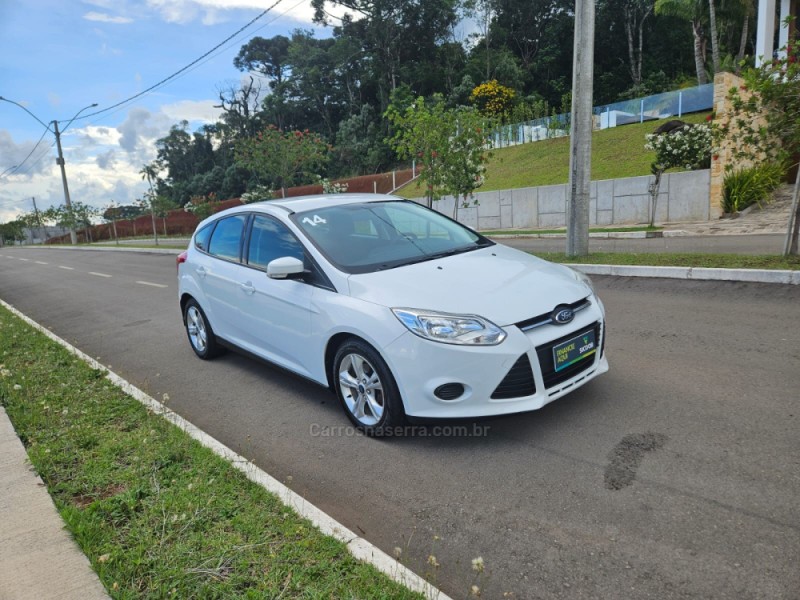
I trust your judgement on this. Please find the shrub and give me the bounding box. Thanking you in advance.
[645,123,713,171]
[722,162,784,213]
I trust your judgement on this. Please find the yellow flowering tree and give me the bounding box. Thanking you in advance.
[470,80,515,120]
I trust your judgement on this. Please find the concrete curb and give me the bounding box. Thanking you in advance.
[487,230,786,239]
[488,230,663,239]
[0,298,451,600]
[570,264,800,284]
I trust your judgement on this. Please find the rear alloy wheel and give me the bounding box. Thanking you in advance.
[334,340,405,435]
[184,299,223,359]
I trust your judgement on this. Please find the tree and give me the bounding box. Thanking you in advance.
[440,107,493,219]
[335,105,390,175]
[43,203,98,243]
[386,95,493,211]
[386,96,453,207]
[0,219,27,245]
[235,126,330,197]
[152,195,178,236]
[234,35,291,85]
[645,123,712,226]
[721,36,800,254]
[655,0,709,84]
[140,163,161,245]
[470,79,516,119]
[102,203,121,245]
[464,0,496,81]
[620,0,655,85]
[215,76,266,139]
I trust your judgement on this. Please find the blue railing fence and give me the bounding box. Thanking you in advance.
[491,83,714,149]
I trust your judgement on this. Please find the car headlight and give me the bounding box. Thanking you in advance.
[392,308,507,346]
[568,267,595,293]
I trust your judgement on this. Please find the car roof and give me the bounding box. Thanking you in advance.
[195,194,413,230]
[262,193,402,214]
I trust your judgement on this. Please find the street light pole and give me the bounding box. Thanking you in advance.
[566,0,596,258]
[0,97,96,245]
[51,119,78,244]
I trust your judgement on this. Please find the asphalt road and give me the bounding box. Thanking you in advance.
[1,246,798,599]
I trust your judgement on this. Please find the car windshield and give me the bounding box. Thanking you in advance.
[291,200,493,274]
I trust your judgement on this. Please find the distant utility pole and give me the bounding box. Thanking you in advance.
[566,0,596,258]
[31,197,48,241]
[0,96,96,246]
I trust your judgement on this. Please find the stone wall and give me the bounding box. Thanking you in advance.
[421,169,710,230]
[710,71,766,218]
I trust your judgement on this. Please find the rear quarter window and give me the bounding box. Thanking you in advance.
[194,223,214,252]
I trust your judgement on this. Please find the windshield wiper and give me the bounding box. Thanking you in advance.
[393,244,483,268]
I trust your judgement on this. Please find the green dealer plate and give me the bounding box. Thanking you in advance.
[553,329,597,372]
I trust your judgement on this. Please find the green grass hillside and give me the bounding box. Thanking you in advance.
[396,112,711,198]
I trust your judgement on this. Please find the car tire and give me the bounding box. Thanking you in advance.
[184,299,223,360]
[333,339,405,436]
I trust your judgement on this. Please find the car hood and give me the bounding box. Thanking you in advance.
[346,244,590,326]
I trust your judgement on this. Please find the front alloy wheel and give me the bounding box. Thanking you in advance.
[338,353,385,426]
[333,340,405,434]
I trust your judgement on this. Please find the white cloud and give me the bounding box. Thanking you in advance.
[83,11,134,24]
[161,99,223,124]
[0,131,54,178]
[1,98,229,224]
[145,0,350,26]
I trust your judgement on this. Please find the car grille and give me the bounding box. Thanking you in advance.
[536,321,601,389]
[515,297,591,331]
[491,354,537,399]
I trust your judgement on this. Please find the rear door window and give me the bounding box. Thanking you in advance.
[207,215,247,261]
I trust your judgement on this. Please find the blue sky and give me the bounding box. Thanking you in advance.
[0,0,341,222]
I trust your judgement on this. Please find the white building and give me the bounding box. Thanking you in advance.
[755,0,797,66]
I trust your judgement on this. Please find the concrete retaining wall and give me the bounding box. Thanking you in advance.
[421,169,710,230]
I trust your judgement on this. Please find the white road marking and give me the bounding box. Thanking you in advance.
[58,266,74,270]
[88,271,112,278]
[18,258,29,262]
[35,261,48,265]
[136,281,168,289]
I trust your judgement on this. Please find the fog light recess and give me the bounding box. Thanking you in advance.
[434,383,465,401]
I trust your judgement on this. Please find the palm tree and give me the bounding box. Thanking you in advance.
[707,0,721,73]
[139,163,160,246]
[655,0,709,84]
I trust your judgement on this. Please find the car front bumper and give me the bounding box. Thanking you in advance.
[383,300,608,419]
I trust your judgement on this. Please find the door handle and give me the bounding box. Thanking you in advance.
[195,266,207,278]
[240,281,255,295]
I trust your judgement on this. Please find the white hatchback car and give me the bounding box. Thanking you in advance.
[178,194,608,434]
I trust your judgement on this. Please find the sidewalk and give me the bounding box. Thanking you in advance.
[0,407,108,600]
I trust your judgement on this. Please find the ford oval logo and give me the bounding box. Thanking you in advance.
[552,307,574,325]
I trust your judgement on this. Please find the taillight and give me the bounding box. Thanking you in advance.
[176,251,188,273]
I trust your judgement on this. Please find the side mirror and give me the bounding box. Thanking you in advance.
[267,256,305,279]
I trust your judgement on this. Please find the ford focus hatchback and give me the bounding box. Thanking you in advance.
[178,194,608,435]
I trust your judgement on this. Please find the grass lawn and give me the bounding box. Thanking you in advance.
[0,305,424,599]
[396,112,711,199]
[532,252,800,270]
